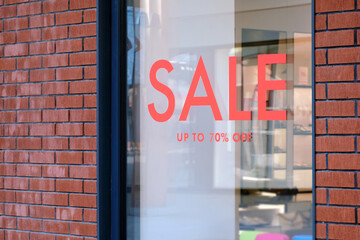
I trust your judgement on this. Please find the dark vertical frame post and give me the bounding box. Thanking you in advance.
[97,0,128,239]
[311,0,316,239]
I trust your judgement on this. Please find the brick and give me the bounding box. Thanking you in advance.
[43,54,68,67]
[4,44,28,57]
[43,165,68,178]
[329,189,360,205]
[57,95,83,108]
[17,111,42,123]
[17,56,41,69]
[328,83,360,99]
[316,188,327,204]
[315,14,326,30]
[84,66,96,79]
[56,207,82,221]
[43,0,68,13]
[30,96,55,109]
[4,231,28,240]
[56,39,83,53]
[315,49,326,65]
[30,178,55,191]
[56,179,83,193]
[329,47,360,64]
[84,37,96,51]
[316,154,326,170]
[30,123,55,136]
[30,42,55,55]
[4,71,28,83]
[0,59,15,71]
[0,32,16,45]
[17,29,41,43]
[30,69,55,82]
[84,95,96,107]
[70,0,96,10]
[30,206,55,219]
[4,151,28,163]
[0,112,16,123]
[84,209,96,222]
[56,152,82,164]
[328,12,360,29]
[84,123,96,136]
[316,171,355,188]
[17,137,41,149]
[84,9,96,23]
[315,66,354,82]
[316,101,355,117]
[329,154,360,170]
[84,181,96,194]
[0,138,15,149]
[29,151,54,164]
[30,233,55,240]
[315,0,354,12]
[70,52,96,66]
[4,17,28,31]
[70,222,97,237]
[70,81,96,94]
[328,119,360,134]
[328,224,360,240]
[16,191,41,204]
[43,220,69,234]
[42,26,68,40]
[17,164,41,177]
[29,15,55,28]
[4,98,28,110]
[0,85,16,97]
[69,194,96,208]
[0,6,16,18]
[17,2,41,16]
[56,11,83,25]
[57,123,83,136]
[0,164,15,176]
[43,82,68,95]
[4,178,28,190]
[43,138,68,150]
[0,190,16,202]
[43,110,69,122]
[42,193,68,206]
[69,23,96,38]
[316,206,355,223]
[5,0,29,3]
[56,67,83,81]
[70,138,96,150]
[5,125,28,137]
[316,224,326,239]
[70,109,96,122]
[70,166,96,179]
[5,204,28,217]
[315,119,326,135]
[18,218,42,231]
[315,30,354,47]
[316,136,355,152]
[315,84,326,100]
[18,83,41,96]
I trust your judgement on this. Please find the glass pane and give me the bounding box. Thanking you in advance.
[126,1,312,239]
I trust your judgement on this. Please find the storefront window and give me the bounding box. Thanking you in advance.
[126,0,312,239]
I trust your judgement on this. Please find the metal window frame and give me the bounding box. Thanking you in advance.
[97,0,127,239]
[96,0,316,239]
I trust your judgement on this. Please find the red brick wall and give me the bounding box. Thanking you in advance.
[0,0,97,239]
[315,0,360,239]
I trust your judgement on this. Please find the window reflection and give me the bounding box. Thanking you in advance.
[126,1,312,239]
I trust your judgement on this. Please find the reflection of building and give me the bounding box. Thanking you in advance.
[0,0,359,239]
